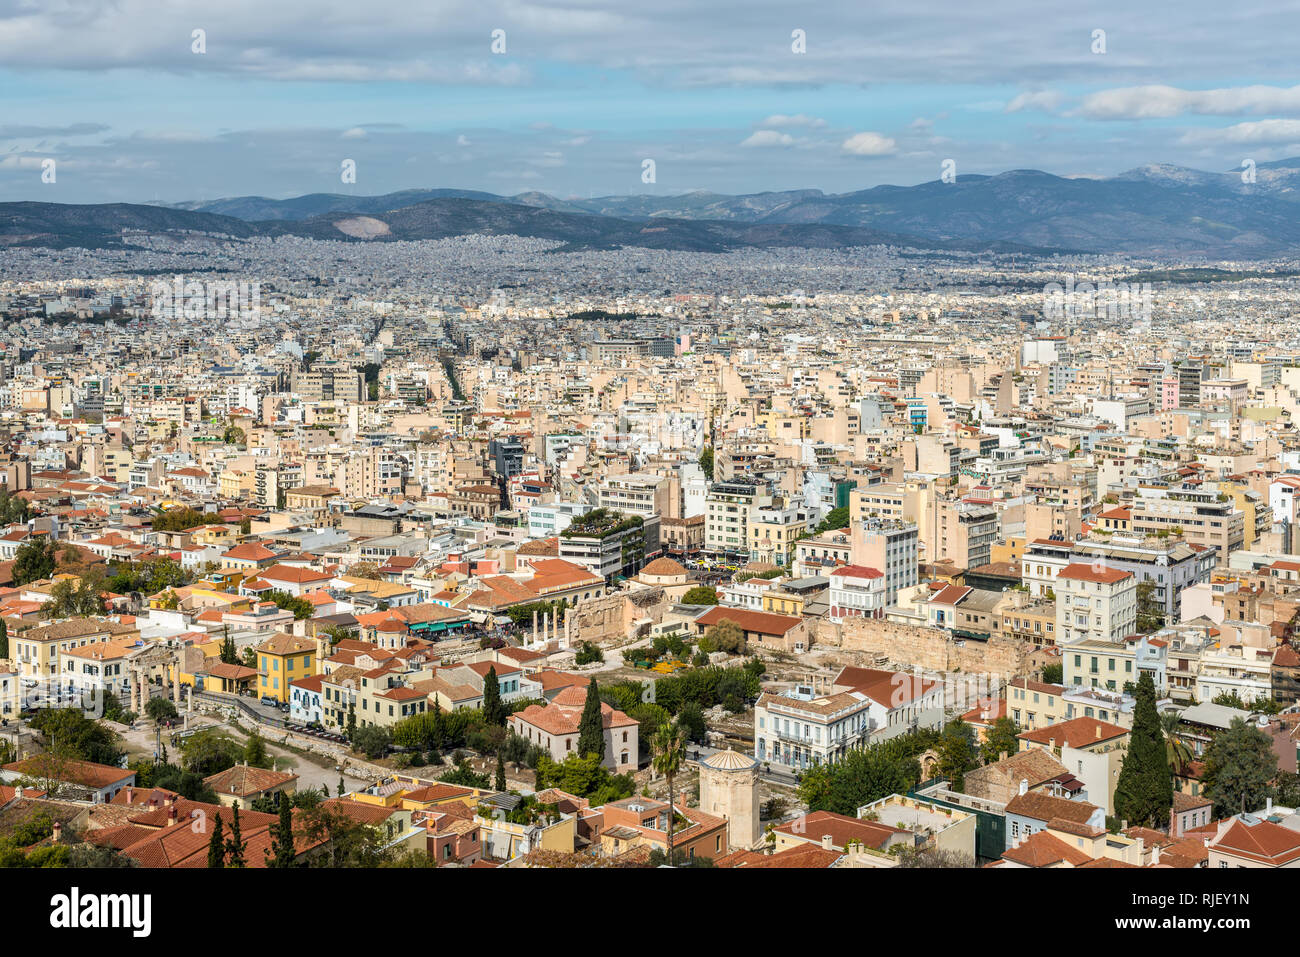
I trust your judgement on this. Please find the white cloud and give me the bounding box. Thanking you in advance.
[1178,119,1300,146]
[342,127,368,139]
[758,113,827,129]
[841,131,897,156]
[1005,90,1063,113]
[740,130,796,148]
[1080,84,1300,120]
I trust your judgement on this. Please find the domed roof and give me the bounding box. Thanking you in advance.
[553,685,590,707]
[642,557,687,577]
[702,748,758,771]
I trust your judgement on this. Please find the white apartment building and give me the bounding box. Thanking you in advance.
[704,479,771,557]
[851,519,919,605]
[1054,562,1137,645]
[527,501,595,539]
[827,565,886,623]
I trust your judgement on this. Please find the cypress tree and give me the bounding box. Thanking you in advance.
[1113,670,1173,828]
[207,814,226,868]
[225,805,247,867]
[0,616,8,661]
[495,753,506,792]
[483,666,505,727]
[266,798,296,868]
[577,678,605,762]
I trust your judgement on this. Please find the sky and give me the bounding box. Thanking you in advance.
[2,0,1300,204]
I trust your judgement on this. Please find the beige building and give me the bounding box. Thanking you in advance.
[1054,563,1137,645]
[697,748,761,852]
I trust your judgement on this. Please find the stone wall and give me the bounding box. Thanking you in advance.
[569,586,668,645]
[819,617,1035,678]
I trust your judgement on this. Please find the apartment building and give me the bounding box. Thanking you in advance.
[747,503,814,567]
[1054,563,1137,645]
[850,518,919,605]
[704,479,772,558]
[1063,635,1168,694]
[1128,487,1244,564]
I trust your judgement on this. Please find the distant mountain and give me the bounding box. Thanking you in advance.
[0,202,267,249]
[254,198,987,252]
[161,188,506,221]
[10,158,1300,255]
[0,196,963,253]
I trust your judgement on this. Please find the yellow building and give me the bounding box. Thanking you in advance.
[991,536,1025,569]
[9,618,139,683]
[256,632,318,702]
[762,590,806,616]
[1219,480,1268,550]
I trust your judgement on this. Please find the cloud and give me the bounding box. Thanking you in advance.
[1080,84,1300,120]
[841,132,897,156]
[758,114,827,129]
[1178,119,1300,146]
[741,130,796,148]
[341,127,368,139]
[0,123,109,138]
[1005,90,1063,113]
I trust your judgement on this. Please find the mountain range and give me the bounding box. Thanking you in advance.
[4,159,1300,256]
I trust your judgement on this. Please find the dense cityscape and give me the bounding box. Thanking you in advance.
[0,230,1296,881]
[2,7,1297,940]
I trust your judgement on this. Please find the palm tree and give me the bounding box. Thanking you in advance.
[1160,711,1194,775]
[651,720,687,865]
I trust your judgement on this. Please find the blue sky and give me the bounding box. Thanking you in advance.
[2,0,1299,203]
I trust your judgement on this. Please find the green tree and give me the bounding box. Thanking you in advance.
[1136,580,1165,633]
[264,590,314,620]
[225,805,247,867]
[698,618,746,655]
[698,446,714,481]
[681,585,719,606]
[651,721,687,862]
[677,701,707,743]
[266,797,297,867]
[145,697,178,724]
[578,679,605,761]
[482,666,505,727]
[979,716,1021,765]
[12,540,56,586]
[1041,662,1063,685]
[179,729,242,776]
[813,506,850,535]
[935,720,979,792]
[574,641,604,665]
[207,814,226,868]
[29,708,124,766]
[495,753,506,791]
[0,616,8,661]
[243,731,269,769]
[796,733,930,816]
[1203,717,1278,817]
[1112,671,1173,828]
[0,488,30,525]
[219,629,237,665]
[1160,711,1194,775]
[351,725,391,759]
[346,701,357,741]
[42,577,104,618]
